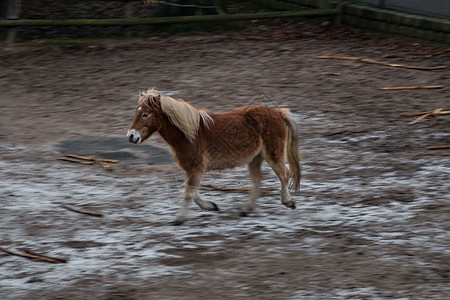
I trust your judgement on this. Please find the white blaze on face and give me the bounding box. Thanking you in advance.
[127,129,142,144]
[127,106,143,143]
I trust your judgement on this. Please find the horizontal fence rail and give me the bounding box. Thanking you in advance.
[1,0,449,43]
[0,9,340,27]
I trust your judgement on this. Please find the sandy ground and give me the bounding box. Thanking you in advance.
[0,25,449,299]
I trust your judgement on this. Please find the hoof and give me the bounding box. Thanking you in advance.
[210,201,220,212]
[284,201,296,210]
[171,219,185,226]
[239,211,249,217]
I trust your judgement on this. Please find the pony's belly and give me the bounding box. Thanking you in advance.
[207,156,254,170]
[206,147,261,170]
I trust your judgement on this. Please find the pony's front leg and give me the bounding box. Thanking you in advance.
[172,192,193,226]
[173,171,219,225]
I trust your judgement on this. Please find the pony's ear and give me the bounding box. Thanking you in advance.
[149,94,161,107]
[139,90,144,97]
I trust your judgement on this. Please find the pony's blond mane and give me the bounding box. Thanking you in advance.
[139,89,213,143]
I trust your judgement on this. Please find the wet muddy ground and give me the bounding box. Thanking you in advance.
[0,25,449,299]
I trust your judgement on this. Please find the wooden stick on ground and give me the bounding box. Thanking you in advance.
[58,157,95,165]
[66,154,118,163]
[201,183,277,192]
[58,154,117,171]
[23,249,68,263]
[408,108,444,125]
[0,246,67,263]
[61,204,103,217]
[401,110,436,116]
[400,108,450,126]
[380,85,443,90]
[401,110,450,117]
[315,56,446,70]
[427,145,450,150]
[66,154,117,171]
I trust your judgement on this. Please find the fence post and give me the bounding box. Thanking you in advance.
[123,0,133,37]
[2,0,21,43]
[318,0,331,9]
[334,0,345,26]
[213,0,226,15]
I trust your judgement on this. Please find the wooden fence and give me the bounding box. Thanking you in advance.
[0,0,342,43]
[1,1,448,44]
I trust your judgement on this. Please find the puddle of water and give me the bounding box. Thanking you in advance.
[1,108,448,298]
[54,137,173,165]
[294,286,400,300]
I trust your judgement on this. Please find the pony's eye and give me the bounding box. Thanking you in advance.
[142,113,149,118]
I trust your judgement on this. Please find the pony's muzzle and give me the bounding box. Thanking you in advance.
[127,129,142,144]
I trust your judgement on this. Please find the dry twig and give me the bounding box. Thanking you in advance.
[66,154,118,163]
[401,110,439,116]
[0,246,67,263]
[201,183,277,192]
[61,204,103,217]
[427,145,450,150]
[315,56,446,70]
[58,154,117,170]
[23,249,68,263]
[401,108,450,126]
[380,85,443,90]
[58,157,94,165]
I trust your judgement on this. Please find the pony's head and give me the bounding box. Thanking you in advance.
[126,89,213,144]
[126,89,162,144]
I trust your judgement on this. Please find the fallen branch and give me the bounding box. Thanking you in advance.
[0,246,67,263]
[58,154,117,171]
[400,108,450,126]
[427,145,450,150]
[61,204,103,217]
[201,183,277,192]
[401,109,450,117]
[315,56,446,70]
[23,249,68,263]
[401,110,437,116]
[410,108,447,126]
[66,154,118,163]
[58,157,94,165]
[380,85,443,90]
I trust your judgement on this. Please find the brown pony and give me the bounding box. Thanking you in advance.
[127,89,301,225]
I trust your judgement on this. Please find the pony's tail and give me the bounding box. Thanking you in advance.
[276,108,301,193]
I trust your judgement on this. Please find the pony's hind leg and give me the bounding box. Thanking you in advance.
[173,170,219,225]
[268,160,296,210]
[241,153,263,216]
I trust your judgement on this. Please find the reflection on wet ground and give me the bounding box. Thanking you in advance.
[55,137,174,165]
[1,110,449,298]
